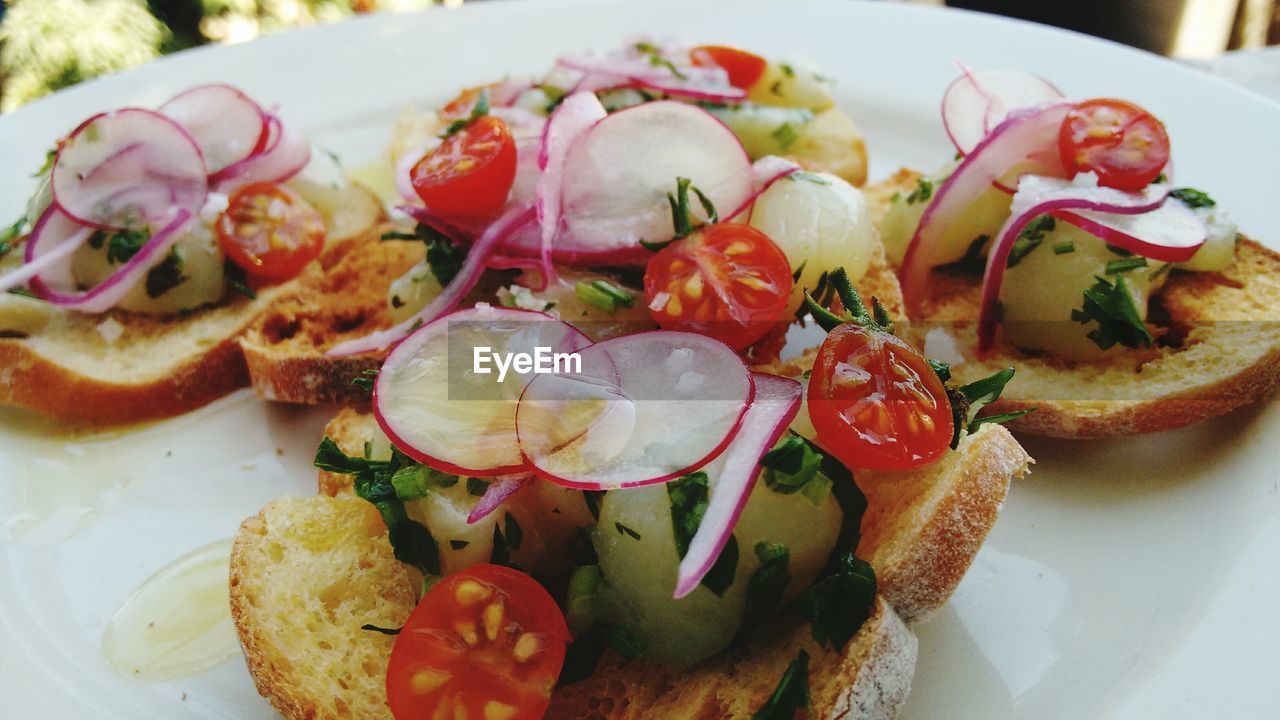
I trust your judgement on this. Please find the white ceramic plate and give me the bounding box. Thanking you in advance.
[2,1,1278,717]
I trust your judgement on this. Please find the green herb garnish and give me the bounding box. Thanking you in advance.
[1105,256,1148,274]
[751,650,811,720]
[574,279,635,314]
[1071,274,1154,350]
[771,122,799,150]
[360,624,401,636]
[760,434,831,504]
[1170,187,1216,209]
[905,177,933,205]
[801,266,892,334]
[742,542,791,633]
[89,226,150,265]
[314,438,441,576]
[635,41,687,80]
[144,249,186,298]
[643,176,719,251]
[1005,215,1055,268]
[614,522,641,540]
[352,369,378,395]
[800,550,876,650]
[787,171,830,185]
[667,470,739,596]
[440,89,490,137]
[224,260,256,299]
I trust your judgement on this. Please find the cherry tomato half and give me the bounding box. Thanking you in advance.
[411,115,517,218]
[643,223,793,350]
[387,564,570,720]
[689,46,768,90]
[808,323,953,471]
[216,181,325,281]
[1058,98,1170,191]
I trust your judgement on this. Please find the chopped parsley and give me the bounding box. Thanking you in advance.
[751,650,811,720]
[1170,187,1216,209]
[1071,274,1154,351]
[89,226,150,265]
[1105,256,1148,275]
[314,438,441,576]
[742,542,791,634]
[760,434,832,504]
[771,122,799,150]
[1005,215,1055,268]
[904,177,933,205]
[144,249,187,298]
[667,471,739,596]
[574,279,635,314]
[223,260,256,299]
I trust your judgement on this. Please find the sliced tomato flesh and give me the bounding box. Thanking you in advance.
[808,323,953,471]
[689,45,769,90]
[1058,98,1170,191]
[642,223,793,350]
[411,115,517,217]
[387,564,570,720]
[216,181,325,281]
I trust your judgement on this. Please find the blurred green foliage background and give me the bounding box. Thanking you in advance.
[0,0,436,112]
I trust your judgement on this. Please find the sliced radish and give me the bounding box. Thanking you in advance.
[1055,200,1205,262]
[517,331,754,490]
[978,174,1180,351]
[559,101,752,256]
[536,91,608,282]
[0,207,92,294]
[674,373,802,598]
[722,155,800,222]
[467,473,534,524]
[160,84,269,175]
[51,108,208,229]
[902,102,1071,312]
[327,204,537,356]
[29,209,194,313]
[374,306,593,476]
[209,114,311,192]
[942,66,1064,155]
[557,55,745,103]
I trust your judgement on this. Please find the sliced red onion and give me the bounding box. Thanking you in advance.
[209,113,311,192]
[51,108,208,229]
[901,102,1071,311]
[978,174,1177,351]
[327,204,537,356]
[559,101,752,257]
[674,373,801,598]
[1055,201,1204,262]
[30,209,194,313]
[489,79,534,108]
[536,92,608,285]
[373,305,593,476]
[467,473,534,524]
[722,156,800,222]
[517,331,754,490]
[942,66,1064,156]
[557,55,745,103]
[394,142,430,203]
[159,83,269,175]
[0,207,92,294]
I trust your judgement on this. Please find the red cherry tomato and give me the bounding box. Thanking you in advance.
[1058,98,1170,191]
[387,564,570,720]
[689,46,768,90]
[808,323,953,471]
[643,223,793,350]
[216,181,325,281]
[411,115,517,217]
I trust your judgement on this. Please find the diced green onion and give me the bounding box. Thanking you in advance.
[575,279,635,313]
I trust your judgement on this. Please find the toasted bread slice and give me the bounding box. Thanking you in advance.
[0,182,385,426]
[868,170,1280,438]
[230,411,1029,718]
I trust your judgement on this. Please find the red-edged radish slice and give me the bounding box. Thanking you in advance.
[559,101,752,257]
[536,92,608,281]
[327,203,537,356]
[902,102,1071,312]
[1055,201,1205,262]
[0,207,92,294]
[160,84,269,174]
[557,55,745,103]
[942,66,1064,156]
[722,155,800,222]
[674,373,802,598]
[51,108,208,229]
[517,331,754,490]
[374,306,593,476]
[978,174,1178,351]
[467,473,534,524]
[209,114,311,192]
[29,209,195,313]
